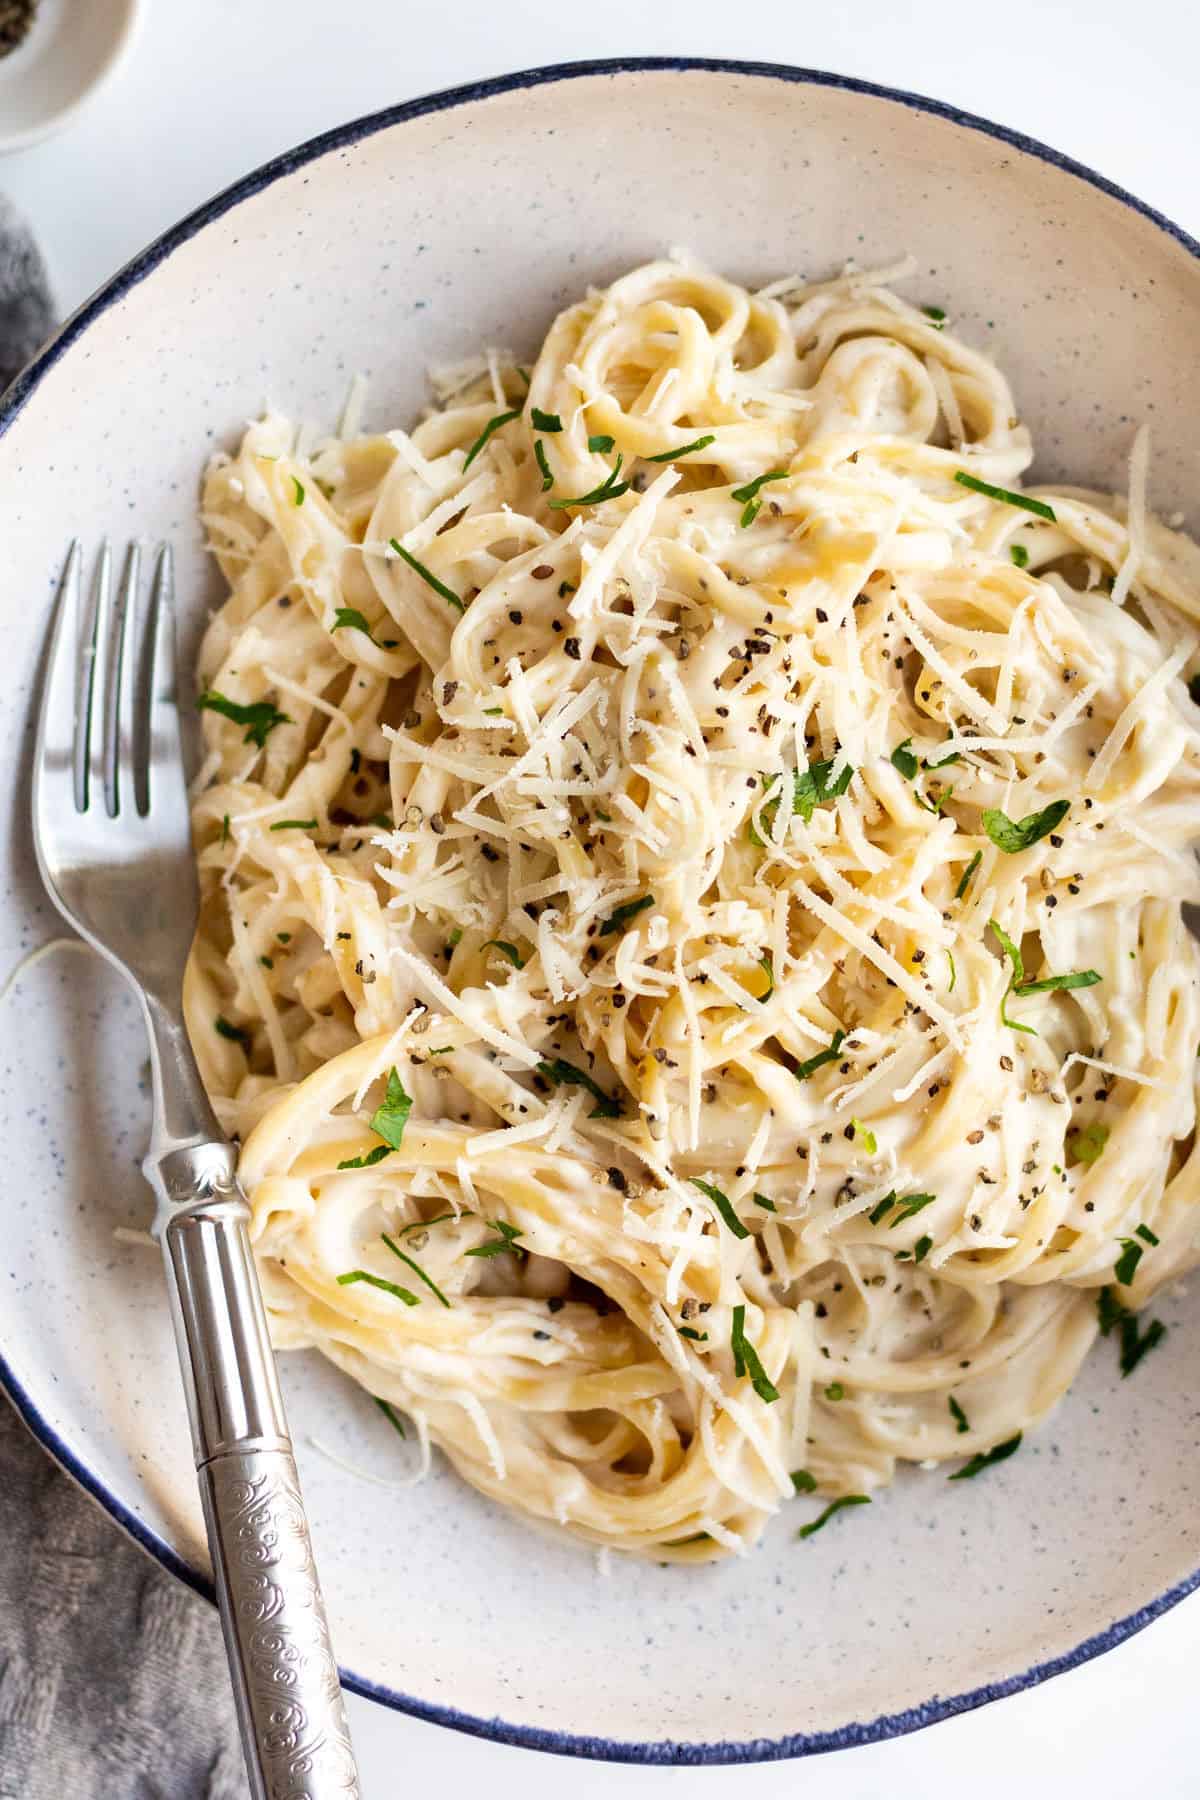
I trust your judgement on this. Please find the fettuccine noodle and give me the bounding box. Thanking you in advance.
[185,255,1200,1559]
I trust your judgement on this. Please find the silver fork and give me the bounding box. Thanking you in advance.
[32,542,360,1800]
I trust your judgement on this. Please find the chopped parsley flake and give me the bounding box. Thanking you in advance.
[731,469,788,527]
[955,849,982,899]
[1010,543,1030,569]
[869,1191,937,1228]
[790,1469,818,1494]
[332,606,376,641]
[793,1028,846,1082]
[731,1303,779,1402]
[851,1118,877,1154]
[983,799,1069,853]
[291,475,305,505]
[336,1067,412,1168]
[588,433,615,453]
[389,539,465,613]
[197,691,292,748]
[462,407,521,470]
[750,759,854,843]
[269,818,317,831]
[948,1433,1022,1480]
[954,471,1057,521]
[949,1395,969,1434]
[644,433,716,463]
[534,438,554,490]
[465,1218,525,1259]
[548,455,629,509]
[214,1015,251,1050]
[890,738,919,780]
[1114,1237,1145,1285]
[382,1230,450,1308]
[679,1326,708,1342]
[1066,1121,1109,1166]
[689,1177,750,1241]
[482,939,526,969]
[530,407,563,433]
[373,1397,407,1438]
[797,1494,870,1539]
[536,1057,620,1118]
[336,1269,418,1305]
[598,893,654,936]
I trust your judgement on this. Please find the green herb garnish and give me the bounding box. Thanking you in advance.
[220,814,230,845]
[336,1143,393,1171]
[949,1396,969,1434]
[793,1028,846,1082]
[730,1303,779,1402]
[982,800,1069,853]
[851,1118,877,1154]
[869,1191,937,1228]
[333,606,377,641]
[947,949,957,993]
[948,1433,1022,1480]
[588,433,615,453]
[954,471,1057,521]
[890,738,919,780]
[753,1193,776,1212]
[291,475,305,505]
[750,759,854,843]
[1010,543,1030,569]
[679,1326,708,1342]
[598,893,654,936]
[989,920,1036,1036]
[214,1015,251,1050]
[337,1269,418,1305]
[373,1397,407,1438]
[731,469,788,527]
[269,818,318,831]
[466,1219,525,1259]
[1114,1238,1144,1285]
[689,1177,750,1241]
[791,1469,818,1493]
[644,433,716,463]
[757,955,774,1002]
[197,691,292,748]
[895,1234,934,1265]
[548,456,629,510]
[1136,1223,1160,1245]
[389,539,465,614]
[336,1066,412,1168]
[923,305,947,327]
[797,1495,870,1539]
[482,939,526,969]
[463,407,521,471]
[536,1057,620,1118]
[534,438,554,491]
[382,1230,450,1308]
[955,849,982,899]
[824,1382,845,1401]
[531,407,563,433]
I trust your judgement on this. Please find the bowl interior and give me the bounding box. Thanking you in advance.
[2,62,1199,1759]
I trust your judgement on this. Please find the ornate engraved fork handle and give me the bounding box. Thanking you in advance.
[157,1139,359,1800]
[200,1450,359,1800]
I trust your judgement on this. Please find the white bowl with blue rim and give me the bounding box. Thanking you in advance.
[2,59,1198,1763]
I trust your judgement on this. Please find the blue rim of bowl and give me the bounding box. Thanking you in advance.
[3,55,1200,1764]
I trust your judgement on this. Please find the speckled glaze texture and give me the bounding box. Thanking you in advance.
[3,59,1200,1766]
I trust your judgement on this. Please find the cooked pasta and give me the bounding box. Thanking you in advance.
[184,255,1200,1559]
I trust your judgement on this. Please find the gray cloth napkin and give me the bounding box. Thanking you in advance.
[0,197,244,1797]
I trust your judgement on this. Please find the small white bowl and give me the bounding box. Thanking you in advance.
[0,0,141,154]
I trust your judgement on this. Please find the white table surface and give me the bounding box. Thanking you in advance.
[5,3,1199,1793]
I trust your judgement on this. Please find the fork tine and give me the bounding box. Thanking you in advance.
[103,543,140,817]
[137,544,177,815]
[32,542,83,838]
[74,542,111,813]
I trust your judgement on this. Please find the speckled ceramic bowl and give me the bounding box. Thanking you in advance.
[2,59,1200,1765]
